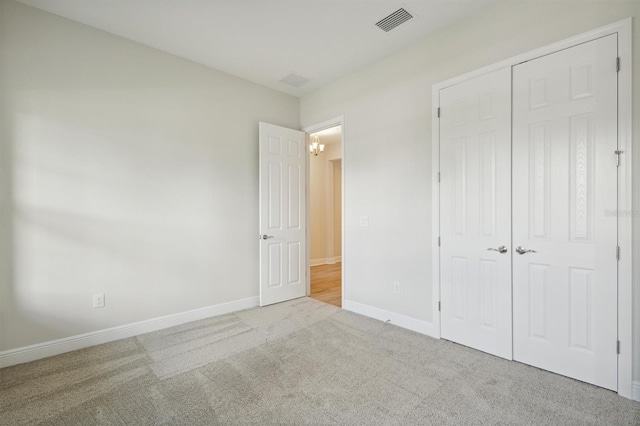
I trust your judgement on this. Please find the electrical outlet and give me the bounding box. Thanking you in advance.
[360,216,369,227]
[93,293,105,308]
[393,281,400,294]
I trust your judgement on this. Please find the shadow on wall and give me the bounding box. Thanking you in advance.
[0,114,61,350]
[0,0,299,354]
[0,116,79,351]
[0,108,238,352]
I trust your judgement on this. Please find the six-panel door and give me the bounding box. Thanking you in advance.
[440,35,618,390]
[440,67,513,360]
[511,35,618,390]
[259,122,307,306]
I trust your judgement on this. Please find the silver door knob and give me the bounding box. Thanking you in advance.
[260,235,274,240]
[487,246,508,254]
[515,246,536,255]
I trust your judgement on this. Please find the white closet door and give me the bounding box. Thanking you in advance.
[512,35,618,390]
[440,68,512,360]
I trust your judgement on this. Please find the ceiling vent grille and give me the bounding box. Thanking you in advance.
[279,73,310,88]
[375,8,413,32]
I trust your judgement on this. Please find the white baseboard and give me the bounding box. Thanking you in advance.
[0,296,259,369]
[633,381,640,402]
[343,299,436,338]
[310,257,342,266]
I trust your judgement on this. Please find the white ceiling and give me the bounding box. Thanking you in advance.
[15,0,496,97]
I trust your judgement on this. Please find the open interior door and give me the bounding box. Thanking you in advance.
[259,122,307,306]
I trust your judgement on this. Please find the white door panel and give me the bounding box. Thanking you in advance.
[440,67,512,360]
[512,35,618,390]
[259,122,306,306]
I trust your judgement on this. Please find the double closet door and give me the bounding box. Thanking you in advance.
[439,35,618,390]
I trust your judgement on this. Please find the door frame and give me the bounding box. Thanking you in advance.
[303,116,346,304]
[431,19,633,399]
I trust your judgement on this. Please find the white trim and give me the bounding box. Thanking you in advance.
[343,300,436,337]
[303,116,345,305]
[632,382,640,402]
[310,258,326,267]
[310,257,342,267]
[614,19,633,401]
[431,87,441,339]
[432,18,633,398]
[303,117,344,135]
[0,296,259,368]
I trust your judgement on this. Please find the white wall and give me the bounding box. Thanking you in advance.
[0,1,299,351]
[300,0,640,382]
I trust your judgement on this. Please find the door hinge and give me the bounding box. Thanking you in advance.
[437,107,441,118]
[438,301,441,312]
[437,172,441,183]
[438,236,441,247]
[616,57,620,72]
[615,150,623,167]
[616,246,620,261]
[616,340,621,354]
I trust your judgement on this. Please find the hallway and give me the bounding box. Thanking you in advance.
[310,263,341,307]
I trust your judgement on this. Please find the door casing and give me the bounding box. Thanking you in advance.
[431,19,633,399]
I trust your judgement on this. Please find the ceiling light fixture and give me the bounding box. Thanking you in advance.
[309,135,325,156]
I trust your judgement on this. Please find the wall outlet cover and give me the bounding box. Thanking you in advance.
[93,293,105,308]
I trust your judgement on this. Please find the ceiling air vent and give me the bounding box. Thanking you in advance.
[279,73,310,88]
[375,8,413,32]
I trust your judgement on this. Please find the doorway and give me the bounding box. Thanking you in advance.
[307,124,342,307]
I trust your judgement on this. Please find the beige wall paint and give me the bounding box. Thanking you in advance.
[309,150,327,261]
[0,1,299,351]
[300,0,640,383]
[309,132,342,264]
[333,160,342,258]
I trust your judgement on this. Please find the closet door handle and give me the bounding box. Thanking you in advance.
[515,246,536,255]
[487,246,508,254]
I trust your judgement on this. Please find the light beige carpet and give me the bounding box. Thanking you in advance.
[1,297,638,425]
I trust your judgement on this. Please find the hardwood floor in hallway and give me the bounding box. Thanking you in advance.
[310,262,341,307]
